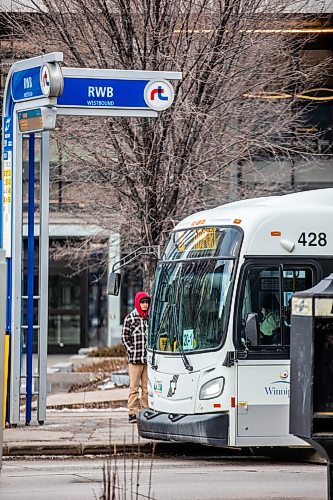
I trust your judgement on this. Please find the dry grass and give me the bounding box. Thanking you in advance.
[47,400,127,410]
[75,358,127,373]
[71,358,127,393]
[97,420,155,500]
[88,344,127,358]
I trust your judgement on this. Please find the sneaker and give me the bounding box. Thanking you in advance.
[128,414,137,423]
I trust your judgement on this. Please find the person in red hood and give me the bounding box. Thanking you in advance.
[122,291,151,423]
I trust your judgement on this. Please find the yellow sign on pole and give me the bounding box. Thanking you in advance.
[2,335,9,430]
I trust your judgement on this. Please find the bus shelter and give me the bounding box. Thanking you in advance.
[1,52,181,433]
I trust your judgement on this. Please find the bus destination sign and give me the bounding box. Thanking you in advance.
[177,228,217,252]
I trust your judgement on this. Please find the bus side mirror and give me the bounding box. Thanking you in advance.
[107,272,121,296]
[245,313,259,347]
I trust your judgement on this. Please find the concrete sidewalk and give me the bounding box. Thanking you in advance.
[3,393,325,462]
[3,389,152,457]
[33,388,129,408]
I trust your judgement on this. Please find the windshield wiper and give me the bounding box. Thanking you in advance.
[172,303,193,372]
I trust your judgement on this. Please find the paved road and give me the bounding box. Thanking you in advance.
[0,457,327,500]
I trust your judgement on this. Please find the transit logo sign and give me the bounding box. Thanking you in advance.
[264,370,290,397]
[280,369,289,380]
[150,86,168,102]
[154,381,163,394]
[144,79,174,111]
[40,65,51,96]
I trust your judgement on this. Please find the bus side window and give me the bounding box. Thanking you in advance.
[239,264,314,351]
[240,266,281,348]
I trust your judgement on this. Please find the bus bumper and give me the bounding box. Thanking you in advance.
[137,409,229,447]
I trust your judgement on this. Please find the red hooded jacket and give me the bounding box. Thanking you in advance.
[134,291,151,319]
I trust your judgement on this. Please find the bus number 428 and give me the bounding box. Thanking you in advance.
[298,232,327,247]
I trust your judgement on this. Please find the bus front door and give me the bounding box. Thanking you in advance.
[235,262,315,445]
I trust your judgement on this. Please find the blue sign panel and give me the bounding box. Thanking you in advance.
[11,66,43,102]
[3,116,13,162]
[2,116,13,257]
[57,77,150,108]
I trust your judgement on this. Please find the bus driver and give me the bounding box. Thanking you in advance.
[260,293,280,343]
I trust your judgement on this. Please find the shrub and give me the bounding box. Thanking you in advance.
[88,343,127,358]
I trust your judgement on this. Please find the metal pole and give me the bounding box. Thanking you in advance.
[328,459,333,500]
[0,250,7,471]
[37,131,49,424]
[9,116,23,425]
[26,133,35,425]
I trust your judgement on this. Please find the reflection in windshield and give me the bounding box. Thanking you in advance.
[163,227,242,261]
[149,259,234,353]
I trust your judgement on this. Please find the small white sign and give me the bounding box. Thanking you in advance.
[315,298,333,317]
[183,329,194,351]
[292,297,312,316]
[144,79,174,111]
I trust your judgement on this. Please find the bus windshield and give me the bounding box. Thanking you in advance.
[149,259,235,353]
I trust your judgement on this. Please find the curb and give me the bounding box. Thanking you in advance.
[3,441,154,457]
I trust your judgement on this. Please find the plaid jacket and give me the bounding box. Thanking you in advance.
[121,309,148,364]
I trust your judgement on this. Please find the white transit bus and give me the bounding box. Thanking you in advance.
[138,188,333,448]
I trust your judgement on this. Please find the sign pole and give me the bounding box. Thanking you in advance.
[26,133,35,425]
[37,131,50,424]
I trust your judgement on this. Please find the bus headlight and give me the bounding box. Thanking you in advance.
[199,377,225,400]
